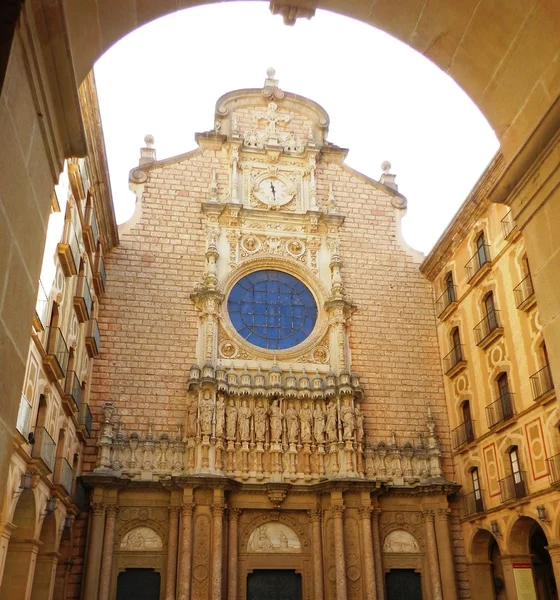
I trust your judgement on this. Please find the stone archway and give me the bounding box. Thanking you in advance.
[30,511,59,600]
[468,528,503,600]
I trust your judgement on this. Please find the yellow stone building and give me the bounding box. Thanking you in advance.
[421,154,560,600]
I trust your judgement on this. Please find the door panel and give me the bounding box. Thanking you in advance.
[116,568,161,600]
[385,569,422,600]
[247,569,302,600]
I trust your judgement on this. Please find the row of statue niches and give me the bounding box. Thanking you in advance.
[186,391,365,446]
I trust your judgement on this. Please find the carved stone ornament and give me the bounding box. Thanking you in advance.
[247,522,302,553]
[382,529,420,554]
[120,526,163,551]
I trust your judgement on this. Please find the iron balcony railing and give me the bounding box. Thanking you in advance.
[35,280,49,330]
[74,276,93,322]
[79,403,93,437]
[530,364,554,401]
[452,419,475,449]
[64,371,82,412]
[86,319,100,357]
[513,275,534,308]
[474,310,501,345]
[499,471,528,503]
[45,327,69,377]
[54,457,73,495]
[69,230,81,274]
[443,345,465,374]
[546,454,560,485]
[16,393,32,439]
[462,490,484,516]
[31,426,56,472]
[435,285,457,317]
[465,244,491,282]
[501,211,517,239]
[486,392,515,428]
[85,206,99,250]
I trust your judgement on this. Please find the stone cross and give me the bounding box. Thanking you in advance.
[255,102,290,135]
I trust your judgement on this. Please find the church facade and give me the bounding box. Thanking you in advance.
[79,71,465,600]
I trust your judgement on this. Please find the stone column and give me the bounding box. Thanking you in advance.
[435,508,457,600]
[227,509,242,600]
[83,503,105,600]
[423,510,443,600]
[467,561,496,600]
[98,504,119,600]
[166,506,180,600]
[308,510,324,600]
[546,544,560,596]
[332,504,347,600]
[177,504,195,600]
[211,502,225,600]
[371,508,384,600]
[358,506,376,600]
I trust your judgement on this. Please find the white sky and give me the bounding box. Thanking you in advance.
[94,2,499,254]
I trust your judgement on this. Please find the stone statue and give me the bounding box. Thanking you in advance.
[300,402,312,444]
[341,397,355,441]
[254,400,267,442]
[216,394,225,438]
[355,403,364,444]
[313,403,325,444]
[239,399,252,442]
[199,390,214,436]
[187,394,198,438]
[286,403,299,444]
[270,400,283,443]
[226,399,237,441]
[326,400,338,443]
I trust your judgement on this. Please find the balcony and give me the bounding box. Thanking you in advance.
[443,345,467,377]
[83,206,99,255]
[16,393,32,440]
[31,427,56,473]
[486,393,515,428]
[474,310,503,349]
[85,319,100,358]
[33,280,49,332]
[57,230,81,277]
[513,275,536,311]
[64,371,82,413]
[501,211,518,240]
[465,245,491,284]
[436,286,458,319]
[530,364,554,401]
[73,276,93,323]
[499,471,528,503]
[93,255,107,296]
[546,454,560,486]
[452,419,475,450]
[43,327,69,381]
[68,161,88,202]
[54,458,73,495]
[78,403,93,438]
[462,490,484,517]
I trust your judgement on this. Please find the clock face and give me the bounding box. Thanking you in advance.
[254,177,292,207]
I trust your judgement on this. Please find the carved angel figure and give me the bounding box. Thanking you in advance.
[299,402,312,444]
[226,399,238,441]
[313,404,325,444]
[326,400,338,443]
[286,403,299,444]
[269,400,283,443]
[254,400,267,442]
[239,400,252,442]
[341,398,355,441]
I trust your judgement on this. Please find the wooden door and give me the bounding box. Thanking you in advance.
[385,569,422,600]
[116,568,160,600]
[247,569,302,600]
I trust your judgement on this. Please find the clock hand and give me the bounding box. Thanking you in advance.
[270,182,276,200]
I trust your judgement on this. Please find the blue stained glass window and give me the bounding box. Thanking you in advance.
[227,270,317,350]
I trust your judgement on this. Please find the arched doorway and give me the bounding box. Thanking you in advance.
[468,528,504,600]
[30,511,58,600]
[0,488,38,600]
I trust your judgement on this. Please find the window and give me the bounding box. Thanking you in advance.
[445,272,455,303]
[476,232,488,267]
[452,327,462,361]
[227,270,317,350]
[461,401,474,442]
[497,372,509,399]
[472,467,481,500]
[484,292,497,331]
[509,447,522,484]
[497,372,513,419]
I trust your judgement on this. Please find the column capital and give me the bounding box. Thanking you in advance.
[436,508,451,520]
[212,503,226,518]
[228,508,243,521]
[358,506,373,520]
[168,506,181,518]
[182,503,195,518]
[331,504,345,518]
[307,509,323,522]
[105,504,119,518]
[371,507,381,520]
[91,503,105,517]
[422,509,435,522]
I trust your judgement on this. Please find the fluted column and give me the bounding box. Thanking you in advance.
[165,506,180,600]
[308,510,324,600]
[331,504,347,600]
[177,504,195,600]
[83,503,105,600]
[227,509,242,600]
[423,510,443,600]
[435,508,457,600]
[211,502,225,600]
[98,504,118,600]
[371,508,384,600]
[358,506,376,600]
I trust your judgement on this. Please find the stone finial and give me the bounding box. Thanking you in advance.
[327,183,337,213]
[264,67,279,89]
[379,160,398,191]
[209,170,219,202]
[139,134,157,166]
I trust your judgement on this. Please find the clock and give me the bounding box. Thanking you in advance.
[253,176,293,207]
